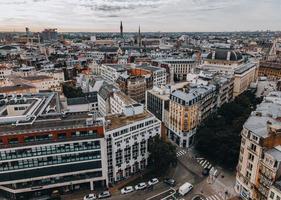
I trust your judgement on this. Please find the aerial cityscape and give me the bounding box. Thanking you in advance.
[0,1,281,200]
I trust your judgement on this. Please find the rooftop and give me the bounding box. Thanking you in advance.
[244,92,281,138]
[171,84,216,104]
[0,84,36,93]
[235,62,256,75]
[135,64,164,72]
[266,146,281,161]
[0,113,103,136]
[105,111,154,131]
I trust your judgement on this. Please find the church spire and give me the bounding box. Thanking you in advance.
[120,21,123,38]
[138,25,141,47]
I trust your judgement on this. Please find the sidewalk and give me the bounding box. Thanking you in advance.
[109,172,145,194]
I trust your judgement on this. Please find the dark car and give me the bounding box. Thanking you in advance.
[202,168,210,176]
[163,178,176,187]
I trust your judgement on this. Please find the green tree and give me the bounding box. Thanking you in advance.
[195,91,262,169]
[148,136,177,175]
[62,83,85,98]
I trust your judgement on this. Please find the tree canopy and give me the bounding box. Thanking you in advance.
[148,136,177,175]
[195,91,262,169]
[62,83,85,98]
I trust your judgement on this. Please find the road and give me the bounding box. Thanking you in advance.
[61,147,236,200]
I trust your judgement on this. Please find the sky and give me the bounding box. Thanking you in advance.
[0,0,280,32]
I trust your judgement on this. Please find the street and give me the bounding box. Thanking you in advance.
[61,147,237,200]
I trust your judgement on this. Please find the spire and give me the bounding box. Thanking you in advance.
[120,21,123,38]
[138,25,141,47]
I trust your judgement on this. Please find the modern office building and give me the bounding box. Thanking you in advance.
[0,93,108,200]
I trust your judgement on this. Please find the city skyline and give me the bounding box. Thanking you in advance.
[0,0,280,32]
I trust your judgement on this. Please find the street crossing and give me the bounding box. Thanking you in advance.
[176,149,187,158]
[196,157,213,169]
[205,194,224,200]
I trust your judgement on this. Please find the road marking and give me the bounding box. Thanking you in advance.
[206,194,223,200]
[146,188,176,200]
[176,150,187,157]
[202,161,209,168]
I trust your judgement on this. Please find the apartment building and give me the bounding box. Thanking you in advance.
[130,64,166,88]
[100,64,127,84]
[168,84,217,148]
[117,74,146,103]
[199,49,258,97]
[236,91,281,200]
[0,93,108,200]
[268,182,281,200]
[259,61,281,80]
[153,58,197,81]
[234,63,258,97]
[104,111,161,183]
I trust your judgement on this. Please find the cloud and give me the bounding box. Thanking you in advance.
[0,0,280,32]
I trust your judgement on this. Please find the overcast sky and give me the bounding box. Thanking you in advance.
[0,0,280,32]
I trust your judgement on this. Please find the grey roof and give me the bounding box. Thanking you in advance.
[106,64,126,72]
[207,49,243,61]
[266,147,281,161]
[244,102,281,138]
[67,94,97,105]
[235,62,256,74]
[171,84,216,104]
[98,82,118,100]
[136,64,163,72]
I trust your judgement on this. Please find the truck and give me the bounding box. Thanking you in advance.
[178,182,193,196]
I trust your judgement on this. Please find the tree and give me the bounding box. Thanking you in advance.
[148,136,177,175]
[62,83,85,98]
[195,91,262,169]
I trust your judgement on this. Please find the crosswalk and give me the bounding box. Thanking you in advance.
[205,194,224,200]
[176,150,187,158]
[196,157,213,170]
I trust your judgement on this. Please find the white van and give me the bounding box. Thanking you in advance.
[178,182,193,196]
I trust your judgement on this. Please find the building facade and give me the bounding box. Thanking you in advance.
[236,92,281,200]
[104,111,161,184]
[0,93,108,200]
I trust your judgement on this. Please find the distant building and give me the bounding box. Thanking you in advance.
[153,58,197,82]
[199,49,258,97]
[41,29,58,42]
[130,64,166,88]
[117,74,146,103]
[259,61,281,80]
[100,64,127,84]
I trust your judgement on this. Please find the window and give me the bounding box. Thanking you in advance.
[250,143,257,152]
[248,153,254,162]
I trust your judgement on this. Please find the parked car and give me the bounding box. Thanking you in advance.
[178,182,193,196]
[163,178,176,187]
[202,168,210,176]
[98,191,111,199]
[148,178,159,186]
[84,194,97,200]
[50,190,61,200]
[135,182,147,190]
[121,186,134,194]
